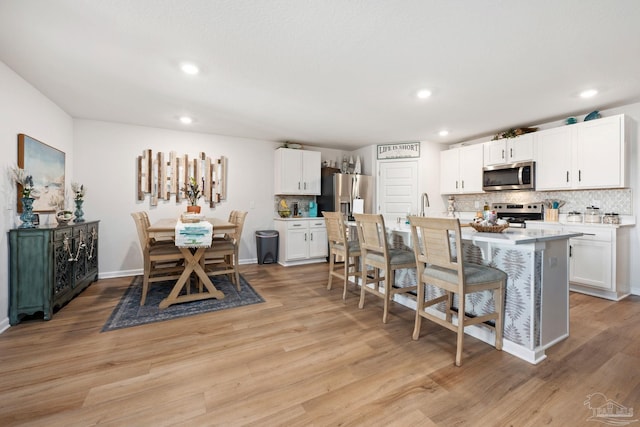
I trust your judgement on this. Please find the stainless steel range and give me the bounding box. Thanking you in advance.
[491,203,543,228]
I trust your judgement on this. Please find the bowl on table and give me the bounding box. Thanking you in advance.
[56,210,74,225]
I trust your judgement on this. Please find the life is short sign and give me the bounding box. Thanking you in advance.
[377,142,420,159]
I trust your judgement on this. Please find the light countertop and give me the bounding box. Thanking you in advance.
[388,222,582,245]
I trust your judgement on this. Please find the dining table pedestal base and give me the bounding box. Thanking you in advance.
[159,247,225,309]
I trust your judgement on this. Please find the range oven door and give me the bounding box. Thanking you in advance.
[483,161,535,191]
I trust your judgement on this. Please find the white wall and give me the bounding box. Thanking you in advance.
[0,61,74,332]
[73,120,280,277]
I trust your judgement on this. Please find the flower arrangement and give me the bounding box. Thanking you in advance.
[11,165,34,198]
[182,177,202,206]
[71,182,86,201]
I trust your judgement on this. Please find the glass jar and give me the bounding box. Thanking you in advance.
[566,211,583,222]
[585,207,602,223]
[602,213,620,224]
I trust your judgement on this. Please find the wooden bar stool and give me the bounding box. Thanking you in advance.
[409,216,506,366]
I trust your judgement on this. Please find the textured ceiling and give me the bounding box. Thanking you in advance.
[1,0,639,150]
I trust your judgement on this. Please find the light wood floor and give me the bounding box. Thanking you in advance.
[0,262,638,426]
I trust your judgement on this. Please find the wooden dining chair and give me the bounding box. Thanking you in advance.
[353,213,417,323]
[322,211,361,300]
[201,211,248,291]
[409,216,507,366]
[131,212,186,306]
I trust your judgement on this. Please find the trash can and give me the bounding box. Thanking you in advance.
[256,230,279,264]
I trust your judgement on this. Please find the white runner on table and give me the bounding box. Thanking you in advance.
[174,220,213,248]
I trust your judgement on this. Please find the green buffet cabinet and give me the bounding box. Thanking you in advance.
[9,220,99,325]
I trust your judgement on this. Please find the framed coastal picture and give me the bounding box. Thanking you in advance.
[18,134,66,213]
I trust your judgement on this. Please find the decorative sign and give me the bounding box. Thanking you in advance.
[137,150,227,208]
[377,142,420,159]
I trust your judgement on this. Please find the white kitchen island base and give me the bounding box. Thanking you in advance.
[388,226,581,364]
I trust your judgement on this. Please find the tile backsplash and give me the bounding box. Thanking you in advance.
[449,189,633,215]
[274,195,316,217]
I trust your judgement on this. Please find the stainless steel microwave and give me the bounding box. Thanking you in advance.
[482,161,535,191]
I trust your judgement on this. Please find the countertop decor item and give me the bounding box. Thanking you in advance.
[278,199,291,217]
[584,110,601,121]
[584,206,602,223]
[56,210,74,225]
[602,213,620,224]
[469,222,509,233]
[19,197,36,228]
[566,211,583,222]
[565,117,577,125]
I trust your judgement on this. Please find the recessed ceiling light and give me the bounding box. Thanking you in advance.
[439,130,449,137]
[580,89,598,98]
[416,89,432,99]
[180,63,199,75]
[179,116,193,124]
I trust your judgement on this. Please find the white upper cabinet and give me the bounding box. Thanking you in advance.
[274,148,321,195]
[440,144,484,194]
[535,114,629,191]
[535,126,575,190]
[483,133,535,166]
[575,115,626,189]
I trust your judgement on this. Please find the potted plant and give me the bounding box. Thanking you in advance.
[183,176,202,213]
[11,165,36,228]
[71,182,86,222]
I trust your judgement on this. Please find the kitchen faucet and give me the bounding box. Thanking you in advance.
[420,192,430,216]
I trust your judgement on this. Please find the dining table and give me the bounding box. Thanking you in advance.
[148,217,236,309]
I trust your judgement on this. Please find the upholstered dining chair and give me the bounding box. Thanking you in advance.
[201,211,248,290]
[353,213,417,323]
[131,212,186,306]
[409,216,507,367]
[322,211,361,300]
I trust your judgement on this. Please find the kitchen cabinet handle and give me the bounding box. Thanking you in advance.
[292,224,302,227]
[455,181,458,189]
[461,180,465,189]
[304,182,307,190]
[298,182,301,190]
[579,170,582,181]
[305,233,308,241]
[502,149,505,160]
[566,171,569,182]
[310,232,313,241]
[569,245,572,257]
[510,148,513,158]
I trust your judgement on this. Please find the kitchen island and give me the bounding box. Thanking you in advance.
[388,224,582,364]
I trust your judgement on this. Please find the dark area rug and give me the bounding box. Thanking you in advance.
[102,274,264,332]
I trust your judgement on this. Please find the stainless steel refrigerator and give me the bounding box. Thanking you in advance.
[317,170,374,220]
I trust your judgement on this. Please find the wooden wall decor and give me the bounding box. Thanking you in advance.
[136,150,227,208]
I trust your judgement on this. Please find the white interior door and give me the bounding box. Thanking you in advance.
[377,160,418,224]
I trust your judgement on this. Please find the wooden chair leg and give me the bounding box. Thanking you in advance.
[446,291,454,322]
[455,294,465,367]
[342,256,349,300]
[234,252,241,291]
[382,269,395,324]
[141,259,151,306]
[327,253,335,291]
[358,266,368,309]
[412,282,424,340]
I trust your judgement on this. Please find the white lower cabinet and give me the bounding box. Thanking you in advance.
[527,222,630,300]
[274,218,327,266]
